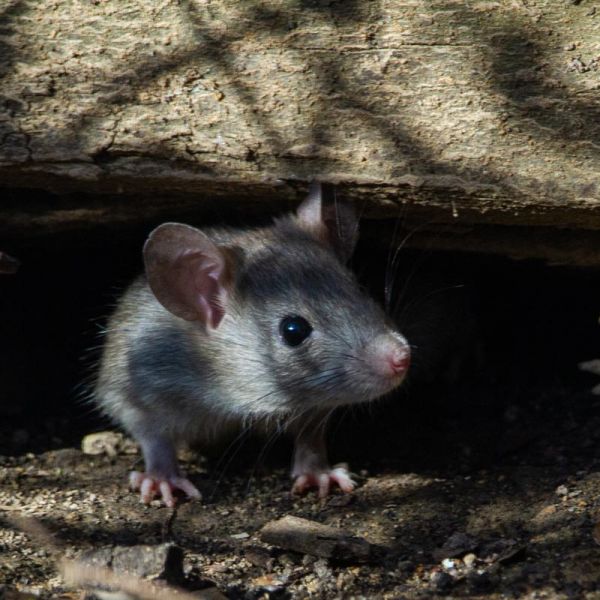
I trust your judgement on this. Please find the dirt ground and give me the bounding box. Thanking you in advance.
[2,376,600,600]
[2,247,600,599]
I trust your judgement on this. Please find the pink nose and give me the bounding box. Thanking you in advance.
[389,346,410,375]
[366,333,411,380]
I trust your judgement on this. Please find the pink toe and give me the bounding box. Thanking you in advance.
[318,474,330,498]
[140,478,156,503]
[129,471,144,491]
[332,469,355,493]
[292,475,309,495]
[173,477,201,499]
[159,481,175,507]
[292,467,356,498]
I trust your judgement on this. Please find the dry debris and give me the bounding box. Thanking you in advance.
[78,544,184,583]
[260,515,382,563]
[81,432,138,457]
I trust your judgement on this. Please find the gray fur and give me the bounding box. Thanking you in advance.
[94,192,409,495]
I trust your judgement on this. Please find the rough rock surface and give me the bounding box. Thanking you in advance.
[0,1,599,250]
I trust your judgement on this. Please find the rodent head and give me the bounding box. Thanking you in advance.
[143,183,410,417]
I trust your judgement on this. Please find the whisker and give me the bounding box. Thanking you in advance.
[385,219,439,314]
[395,284,465,327]
[224,366,348,419]
[385,215,404,312]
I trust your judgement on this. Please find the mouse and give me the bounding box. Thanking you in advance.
[93,183,411,507]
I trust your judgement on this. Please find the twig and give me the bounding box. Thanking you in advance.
[8,515,199,600]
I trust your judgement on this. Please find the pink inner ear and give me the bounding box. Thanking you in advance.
[144,223,232,327]
[173,252,226,329]
[295,184,358,262]
[295,186,328,242]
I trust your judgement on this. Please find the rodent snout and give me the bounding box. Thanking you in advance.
[366,333,411,380]
[389,345,411,375]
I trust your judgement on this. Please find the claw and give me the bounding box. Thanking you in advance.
[129,471,201,507]
[292,466,356,498]
[329,467,356,494]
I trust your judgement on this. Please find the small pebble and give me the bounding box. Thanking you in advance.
[81,431,124,457]
[314,558,331,578]
[244,546,274,569]
[463,553,477,568]
[556,484,568,496]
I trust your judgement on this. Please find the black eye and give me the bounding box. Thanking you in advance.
[279,315,313,347]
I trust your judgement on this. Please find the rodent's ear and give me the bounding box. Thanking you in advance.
[143,223,234,329]
[295,182,359,263]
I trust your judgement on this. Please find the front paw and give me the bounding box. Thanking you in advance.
[129,471,201,508]
[292,465,356,498]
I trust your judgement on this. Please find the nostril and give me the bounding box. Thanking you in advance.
[390,347,410,374]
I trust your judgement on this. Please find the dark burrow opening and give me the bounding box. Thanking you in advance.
[1,213,600,482]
